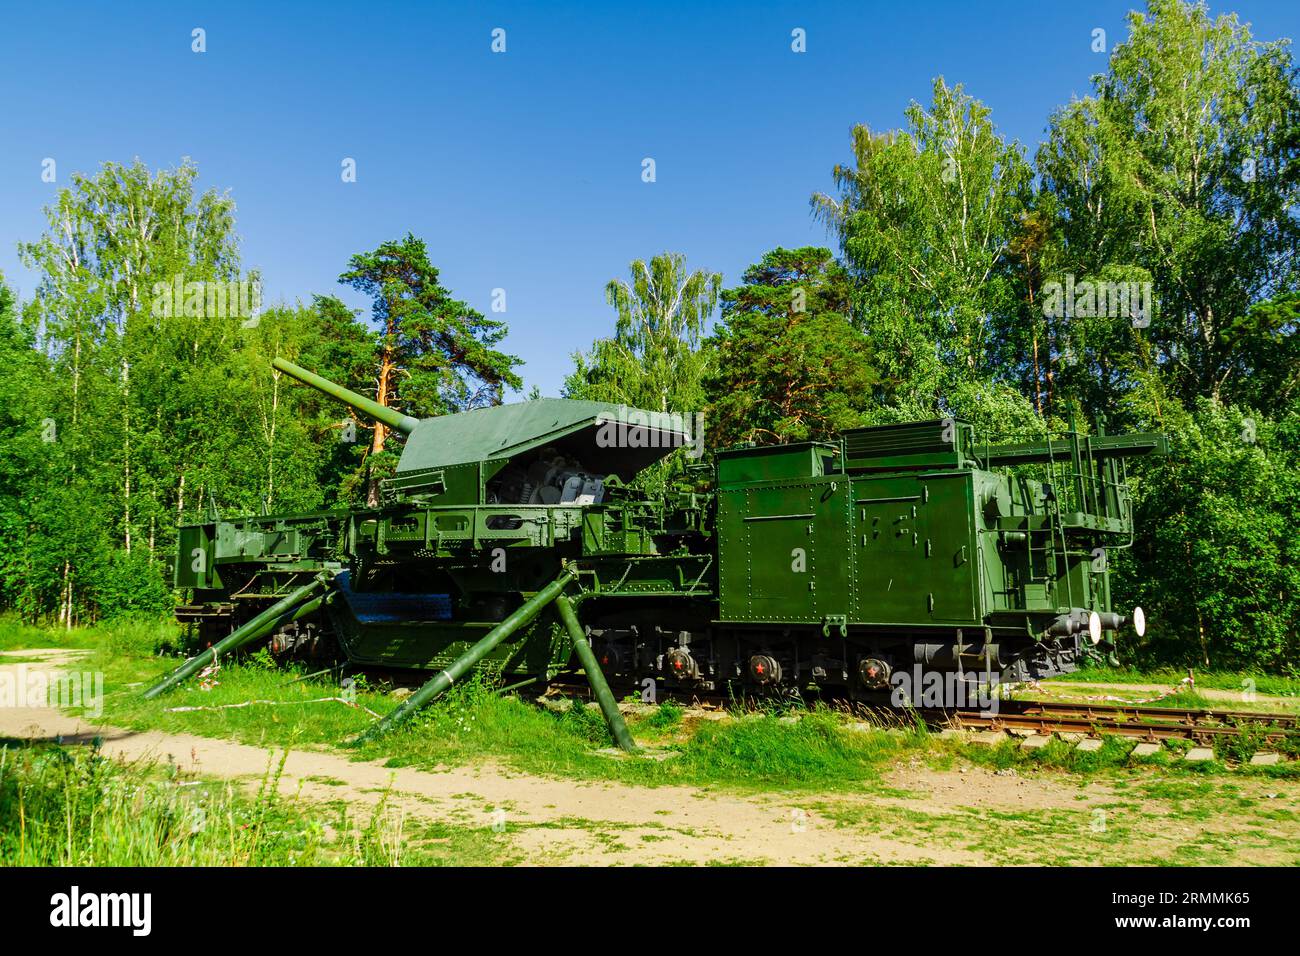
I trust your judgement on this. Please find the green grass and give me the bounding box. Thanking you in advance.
[365,680,918,792]
[1052,665,1300,698]
[100,648,389,749]
[7,619,1300,867]
[804,771,1300,866]
[0,616,101,653]
[49,629,918,792]
[0,614,181,656]
[641,699,684,734]
[0,741,393,865]
[946,732,1300,780]
[0,735,526,866]
[12,619,1299,793]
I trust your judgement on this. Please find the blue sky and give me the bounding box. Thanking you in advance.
[2,1,1297,396]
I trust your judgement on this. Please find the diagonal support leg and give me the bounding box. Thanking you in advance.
[349,570,575,746]
[554,594,639,753]
[144,571,336,700]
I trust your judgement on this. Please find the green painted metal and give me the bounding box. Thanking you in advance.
[350,570,575,744]
[715,418,1163,629]
[145,571,335,699]
[272,358,693,503]
[555,594,638,752]
[273,358,419,435]
[976,432,1169,466]
[396,398,690,474]
[171,358,1167,707]
[840,420,974,472]
[175,510,344,590]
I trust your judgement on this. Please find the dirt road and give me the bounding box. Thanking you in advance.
[2,651,1295,866]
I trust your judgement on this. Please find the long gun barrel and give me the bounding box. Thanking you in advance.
[272,357,419,436]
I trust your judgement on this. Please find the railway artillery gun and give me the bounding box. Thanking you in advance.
[146,358,709,750]
[146,358,1166,749]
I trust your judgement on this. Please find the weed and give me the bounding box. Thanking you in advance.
[642,700,684,732]
[0,741,399,865]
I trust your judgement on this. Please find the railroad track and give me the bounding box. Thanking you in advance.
[542,678,1299,750]
[1007,698,1299,728]
[944,698,1299,745]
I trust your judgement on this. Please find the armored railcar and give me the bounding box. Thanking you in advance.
[156,358,1163,740]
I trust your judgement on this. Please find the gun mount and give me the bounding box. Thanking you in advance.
[274,357,695,505]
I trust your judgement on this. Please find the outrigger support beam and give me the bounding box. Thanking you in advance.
[350,570,576,746]
[143,571,337,700]
[554,594,639,753]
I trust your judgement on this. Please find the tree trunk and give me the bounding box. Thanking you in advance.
[122,359,132,553]
[266,371,280,506]
[367,349,393,507]
[60,561,72,631]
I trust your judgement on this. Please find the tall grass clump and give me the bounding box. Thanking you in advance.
[101,615,181,657]
[668,708,904,788]
[370,675,602,771]
[0,743,400,866]
[0,614,100,652]
[641,699,684,733]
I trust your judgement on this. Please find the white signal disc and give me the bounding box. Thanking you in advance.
[1133,606,1146,637]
